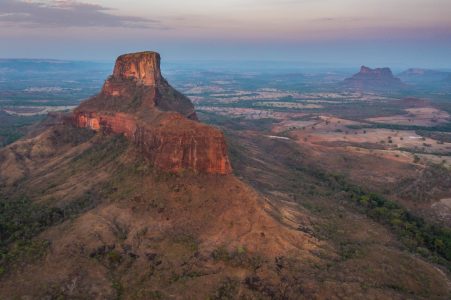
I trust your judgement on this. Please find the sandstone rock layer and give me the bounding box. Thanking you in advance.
[112,52,162,86]
[73,51,232,174]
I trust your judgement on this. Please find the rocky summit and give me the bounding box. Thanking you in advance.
[344,65,405,90]
[112,52,163,86]
[73,51,231,174]
[0,52,315,299]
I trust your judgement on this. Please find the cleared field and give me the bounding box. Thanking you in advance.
[367,107,450,127]
[197,106,307,120]
[2,105,76,116]
[253,101,323,109]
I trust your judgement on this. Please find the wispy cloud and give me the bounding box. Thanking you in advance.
[0,0,164,28]
[312,17,363,23]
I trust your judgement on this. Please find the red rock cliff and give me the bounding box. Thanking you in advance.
[112,52,162,86]
[73,52,232,175]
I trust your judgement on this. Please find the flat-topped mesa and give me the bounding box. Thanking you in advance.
[73,51,232,175]
[343,65,404,90]
[359,65,393,77]
[112,51,162,86]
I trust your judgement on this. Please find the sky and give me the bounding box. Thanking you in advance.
[0,0,450,68]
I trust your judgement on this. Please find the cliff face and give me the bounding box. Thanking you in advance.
[73,51,231,174]
[344,65,404,90]
[112,52,162,86]
[358,66,393,77]
[78,51,196,120]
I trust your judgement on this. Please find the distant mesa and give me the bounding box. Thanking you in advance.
[73,51,232,174]
[398,68,451,83]
[344,65,405,90]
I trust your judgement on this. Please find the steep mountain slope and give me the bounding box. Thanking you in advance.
[0,52,316,299]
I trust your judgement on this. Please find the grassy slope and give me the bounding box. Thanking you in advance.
[225,125,451,299]
[0,120,449,299]
[0,126,314,299]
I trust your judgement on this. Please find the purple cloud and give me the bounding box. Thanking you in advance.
[0,0,164,28]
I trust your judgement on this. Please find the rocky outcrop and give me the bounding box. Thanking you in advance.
[78,51,197,120]
[73,51,232,174]
[344,65,404,90]
[112,52,162,86]
[358,66,393,77]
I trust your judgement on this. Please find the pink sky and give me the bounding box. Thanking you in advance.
[0,0,450,67]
